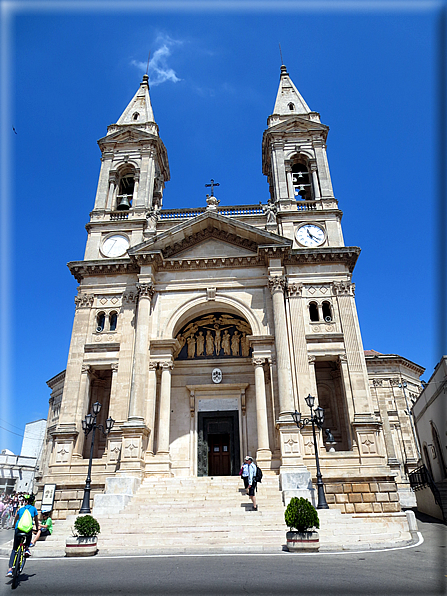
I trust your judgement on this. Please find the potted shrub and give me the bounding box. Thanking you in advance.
[284,497,320,552]
[65,515,100,557]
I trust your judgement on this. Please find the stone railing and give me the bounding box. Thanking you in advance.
[110,211,130,220]
[159,204,264,220]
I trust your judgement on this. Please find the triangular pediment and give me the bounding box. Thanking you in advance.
[128,211,291,265]
[266,115,328,135]
[174,237,257,259]
[98,126,157,146]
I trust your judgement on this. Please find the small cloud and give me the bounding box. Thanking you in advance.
[131,34,182,87]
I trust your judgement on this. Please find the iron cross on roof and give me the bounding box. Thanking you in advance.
[205,179,220,197]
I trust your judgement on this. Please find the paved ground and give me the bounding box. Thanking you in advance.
[0,512,445,596]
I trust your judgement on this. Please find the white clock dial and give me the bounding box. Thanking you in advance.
[296,224,325,247]
[101,235,130,258]
[212,368,223,384]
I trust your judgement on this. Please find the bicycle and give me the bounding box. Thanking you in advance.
[10,532,27,589]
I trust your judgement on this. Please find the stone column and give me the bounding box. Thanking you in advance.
[285,164,294,199]
[309,161,321,199]
[145,361,158,455]
[93,152,113,210]
[268,275,294,415]
[72,365,91,458]
[252,357,272,465]
[128,282,155,423]
[157,360,173,455]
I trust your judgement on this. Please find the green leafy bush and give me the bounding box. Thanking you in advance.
[73,515,100,537]
[284,497,319,532]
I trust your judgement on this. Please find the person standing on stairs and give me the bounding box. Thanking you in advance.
[240,456,250,493]
[247,457,258,511]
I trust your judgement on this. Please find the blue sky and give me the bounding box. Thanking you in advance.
[0,1,444,453]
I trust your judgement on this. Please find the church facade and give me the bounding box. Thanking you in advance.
[38,66,424,519]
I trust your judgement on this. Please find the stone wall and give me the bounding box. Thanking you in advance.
[324,477,401,514]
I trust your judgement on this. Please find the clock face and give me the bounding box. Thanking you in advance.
[212,368,223,384]
[296,224,325,247]
[101,235,130,258]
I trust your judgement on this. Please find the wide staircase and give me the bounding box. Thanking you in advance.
[19,476,414,556]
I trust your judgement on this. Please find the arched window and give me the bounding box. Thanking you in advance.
[292,162,312,200]
[117,168,135,210]
[96,312,105,333]
[109,312,118,332]
[309,302,319,322]
[322,302,332,322]
[288,102,295,111]
[132,112,139,121]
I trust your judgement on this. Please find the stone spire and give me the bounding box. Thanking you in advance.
[272,64,311,118]
[115,74,156,131]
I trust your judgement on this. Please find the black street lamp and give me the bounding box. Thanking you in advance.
[291,394,329,509]
[79,401,115,514]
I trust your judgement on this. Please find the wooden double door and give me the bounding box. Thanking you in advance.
[198,411,240,477]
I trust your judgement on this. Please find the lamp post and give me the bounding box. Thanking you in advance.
[291,394,329,509]
[79,401,115,514]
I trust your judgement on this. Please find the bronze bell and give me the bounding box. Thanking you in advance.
[117,195,131,210]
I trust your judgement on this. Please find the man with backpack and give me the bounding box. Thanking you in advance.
[6,494,39,577]
[247,457,259,511]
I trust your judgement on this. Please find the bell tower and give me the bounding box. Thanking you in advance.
[262,64,343,248]
[84,74,170,260]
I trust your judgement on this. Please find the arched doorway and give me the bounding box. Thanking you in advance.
[171,312,254,477]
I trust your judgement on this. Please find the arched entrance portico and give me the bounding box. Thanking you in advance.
[148,305,274,477]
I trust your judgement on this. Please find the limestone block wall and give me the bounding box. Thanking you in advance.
[324,477,401,514]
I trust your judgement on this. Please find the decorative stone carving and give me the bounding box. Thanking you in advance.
[332,281,356,296]
[252,357,265,368]
[160,361,174,371]
[339,354,348,363]
[263,199,277,224]
[148,360,158,371]
[389,378,400,387]
[282,433,300,455]
[268,276,286,294]
[108,441,121,462]
[175,313,252,361]
[136,283,155,299]
[360,434,377,454]
[111,363,119,372]
[145,208,159,232]
[81,364,91,374]
[55,443,71,464]
[304,436,315,455]
[308,355,316,364]
[373,379,383,387]
[122,291,137,304]
[207,288,216,301]
[287,283,302,297]
[74,294,94,309]
[123,438,139,459]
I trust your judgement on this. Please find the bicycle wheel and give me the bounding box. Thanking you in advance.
[11,543,23,589]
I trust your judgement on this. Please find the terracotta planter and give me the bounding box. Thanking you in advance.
[65,536,98,557]
[286,530,319,552]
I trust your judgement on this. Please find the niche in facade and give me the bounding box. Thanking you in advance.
[174,313,252,360]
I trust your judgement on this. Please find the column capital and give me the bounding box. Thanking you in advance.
[332,281,356,296]
[136,283,155,299]
[160,360,174,371]
[268,275,286,295]
[148,360,158,371]
[74,293,94,309]
[111,363,119,372]
[287,282,302,297]
[252,357,265,368]
[81,364,91,374]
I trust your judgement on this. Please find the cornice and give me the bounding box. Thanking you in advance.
[285,247,361,273]
[68,259,139,282]
[364,353,425,375]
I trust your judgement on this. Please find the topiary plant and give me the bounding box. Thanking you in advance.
[284,497,320,532]
[73,514,100,537]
